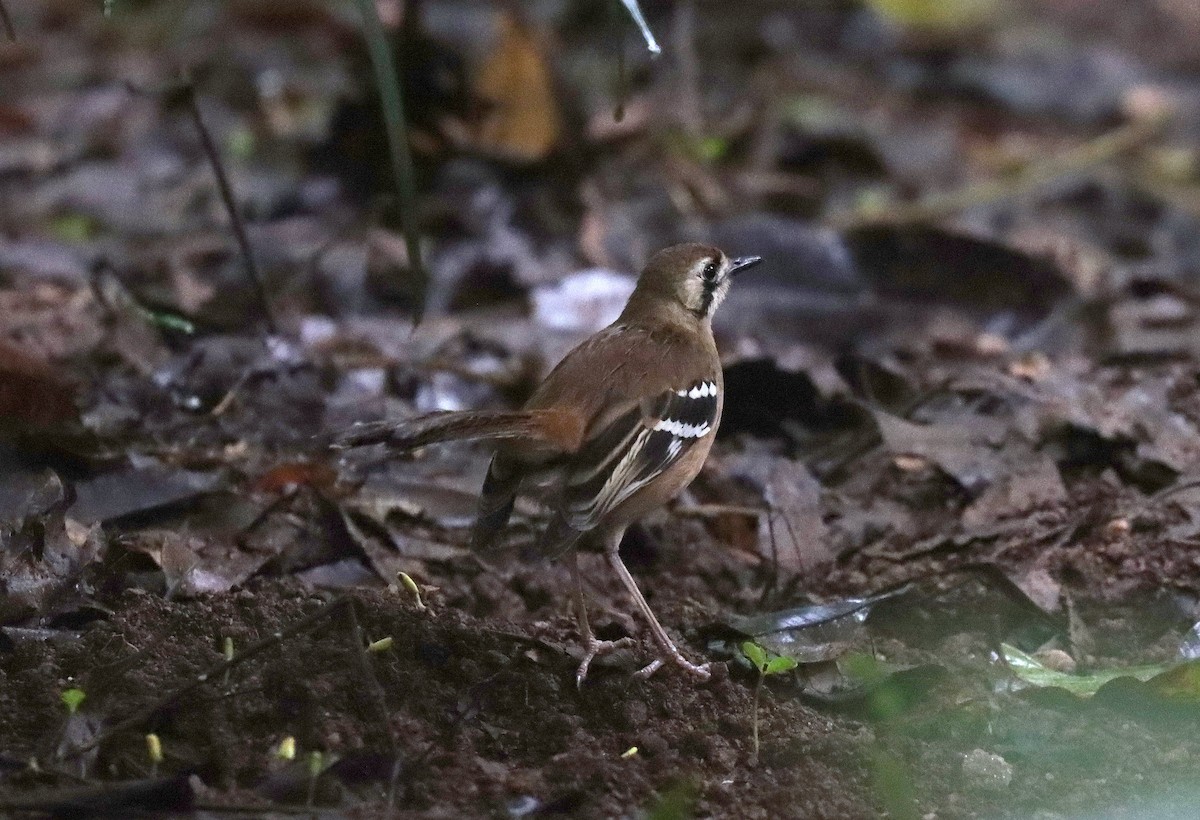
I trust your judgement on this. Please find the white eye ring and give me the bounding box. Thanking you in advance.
[701,260,719,282]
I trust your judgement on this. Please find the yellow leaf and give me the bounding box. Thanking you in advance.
[867,0,1000,31]
[472,12,561,162]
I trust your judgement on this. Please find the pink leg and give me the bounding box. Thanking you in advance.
[570,549,634,687]
[603,529,710,681]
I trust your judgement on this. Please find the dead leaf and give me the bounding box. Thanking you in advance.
[725,453,833,576]
[119,529,273,597]
[471,12,561,162]
[0,340,78,429]
[872,408,1009,494]
[1010,566,1062,614]
[69,466,221,525]
[961,453,1066,527]
[0,472,105,623]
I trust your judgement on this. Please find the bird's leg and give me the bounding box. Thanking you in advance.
[604,530,711,681]
[570,549,634,687]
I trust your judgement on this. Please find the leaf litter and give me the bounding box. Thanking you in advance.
[6,0,1200,817]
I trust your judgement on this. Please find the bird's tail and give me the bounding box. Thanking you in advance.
[335,408,584,453]
[470,454,522,551]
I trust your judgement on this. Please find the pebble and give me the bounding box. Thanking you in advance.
[1033,648,1077,673]
[962,749,1013,791]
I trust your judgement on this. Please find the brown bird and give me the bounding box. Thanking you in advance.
[340,243,762,683]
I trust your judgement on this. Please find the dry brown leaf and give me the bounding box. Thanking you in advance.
[0,340,78,428]
[471,12,561,162]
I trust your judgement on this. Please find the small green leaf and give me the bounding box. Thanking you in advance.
[226,126,255,161]
[841,651,888,685]
[50,213,98,243]
[694,135,728,163]
[136,306,195,335]
[765,656,798,676]
[741,641,768,670]
[61,688,86,714]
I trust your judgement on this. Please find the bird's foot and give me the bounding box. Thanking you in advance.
[634,653,711,682]
[576,636,636,688]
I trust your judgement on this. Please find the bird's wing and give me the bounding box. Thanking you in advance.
[539,378,719,549]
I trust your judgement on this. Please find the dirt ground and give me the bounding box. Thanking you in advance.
[6,0,1200,817]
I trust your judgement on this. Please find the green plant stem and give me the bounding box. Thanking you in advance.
[751,672,762,766]
[351,0,426,320]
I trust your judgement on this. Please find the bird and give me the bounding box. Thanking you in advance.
[339,243,762,684]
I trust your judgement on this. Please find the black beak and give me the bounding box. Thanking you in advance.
[728,255,763,276]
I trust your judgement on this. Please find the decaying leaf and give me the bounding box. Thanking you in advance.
[0,340,78,429]
[118,529,274,597]
[724,453,833,576]
[471,11,561,162]
[0,471,105,623]
[723,586,908,664]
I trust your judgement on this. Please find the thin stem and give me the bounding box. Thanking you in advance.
[345,600,400,818]
[751,672,762,767]
[179,80,278,333]
[351,0,427,321]
[0,0,15,41]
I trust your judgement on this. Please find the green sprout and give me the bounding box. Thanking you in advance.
[222,636,235,688]
[275,736,296,761]
[367,636,393,653]
[306,750,324,807]
[60,688,86,715]
[146,733,163,776]
[741,641,798,765]
[397,571,426,611]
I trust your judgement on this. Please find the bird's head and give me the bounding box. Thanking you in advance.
[621,243,762,324]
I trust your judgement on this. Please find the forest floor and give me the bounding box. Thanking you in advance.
[6,0,1200,817]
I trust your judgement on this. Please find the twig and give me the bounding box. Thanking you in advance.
[675,502,765,519]
[61,598,352,759]
[351,0,427,322]
[0,0,16,41]
[177,78,278,333]
[828,115,1168,230]
[343,600,400,816]
[618,0,661,56]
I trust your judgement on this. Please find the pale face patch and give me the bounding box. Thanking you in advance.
[680,254,732,318]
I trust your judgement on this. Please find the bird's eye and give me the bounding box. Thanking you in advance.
[701,260,720,282]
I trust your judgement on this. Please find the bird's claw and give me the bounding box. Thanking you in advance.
[634,656,711,681]
[575,636,636,688]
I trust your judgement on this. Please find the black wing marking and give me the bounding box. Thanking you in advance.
[556,379,720,534]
